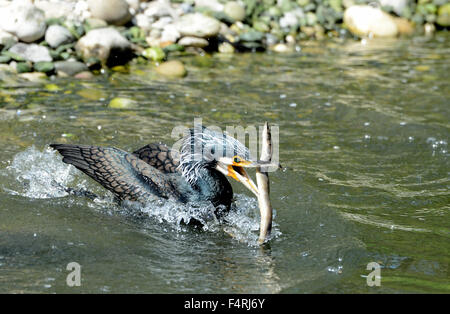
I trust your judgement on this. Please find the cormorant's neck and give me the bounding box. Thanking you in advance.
[184,165,233,211]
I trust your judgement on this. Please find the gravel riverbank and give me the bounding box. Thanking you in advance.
[0,0,448,79]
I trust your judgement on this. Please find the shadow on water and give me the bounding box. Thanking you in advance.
[0,34,449,293]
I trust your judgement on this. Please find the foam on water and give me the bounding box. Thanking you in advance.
[2,146,280,245]
[124,193,281,246]
[2,146,84,199]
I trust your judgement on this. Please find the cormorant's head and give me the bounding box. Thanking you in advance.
[178,127,259,197]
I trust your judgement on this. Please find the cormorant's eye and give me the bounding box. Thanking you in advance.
[233,156,241,163]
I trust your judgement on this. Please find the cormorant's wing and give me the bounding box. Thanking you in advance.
[50,144,181,202]
[132,143,180,174]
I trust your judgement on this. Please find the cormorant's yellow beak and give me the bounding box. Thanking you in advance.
[215,157,259,197]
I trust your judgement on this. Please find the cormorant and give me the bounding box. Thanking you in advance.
[50,127,262,218]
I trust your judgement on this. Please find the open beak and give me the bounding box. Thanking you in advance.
[215,159,259,197]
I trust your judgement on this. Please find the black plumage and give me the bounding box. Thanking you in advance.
[49,144,182,203]
[50,143,231,211]
[132,143,179,174]
[51,128,255,215]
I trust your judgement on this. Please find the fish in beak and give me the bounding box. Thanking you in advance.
[215,156,259,197]
[216,155,281,244]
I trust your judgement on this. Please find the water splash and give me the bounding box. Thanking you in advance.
[223,194,281,246]
[127,193,281,246]
[2,146,82,199]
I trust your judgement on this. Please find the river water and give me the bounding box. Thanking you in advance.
[0,34,448,293]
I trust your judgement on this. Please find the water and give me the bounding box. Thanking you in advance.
[0,35,449,293]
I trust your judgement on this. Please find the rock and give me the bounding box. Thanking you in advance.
[142,47,165,61]
[253,20,270,33]
[19,71,47,81]
[344,5,398,37]
[144,1,173,18]
[342,0,355,8]
[239,30,264,42]
[125,0,140,12]
[424,23,435,35]
[195,0,224,12]
[0,30,17,47]
[280,12,300,28]
[87,0,131,26]
[218,42,235,53]
[34,0,74,20]
[265,33,278,46]
[9,43,52,63]
[175,13,220,38]
[270,43,294,53]
[393,17,414,35]
[285,34,296,44]
[306,12,317,26]
[179,2,193,14]
[84,18,108,30]
[267,6,282,18]
[74,71,94,80]
[178,36,209,48]
[314,24,325,39]
[0,0,46,43]
[378,0,408,16]
[152,16,173,30]
[161,24,181,43]
[44,83,61,92]
[109,97,136,109]
[76,28,132,65]
[161,45,182,54]
[16,62,33,73]
[156,60,186,78]
[224,2,246,22]
[437,3,450,27]
[54,61,89,76]
[71,1,91,22]
[2,50,25,62]
[133,13,154,30]
[301,26,316,37]
[33,61,54,73]
[0,55,11,63]
[146,37,161,48]
[45,25,74,48]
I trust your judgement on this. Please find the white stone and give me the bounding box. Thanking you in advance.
[133,14,155,30]
[195,0,224,12]
[280,12,299,28]
[34,0,74,20]
[19,72,47,81]
[0,29,18,47]
[378,0,408,16]
[160,24,180,43]
[76,27,131,63]
[175,13,220,38]
[125,0,140,11]
[72,0,91,22]
[0,0,46,43]
[152,16,173,30]
[45,25,73,48]
[270,43,294,53]
[344,5,398,37]
[224,1,246,21]
[178,36,209,48]
[144,0,174,18]
[9,43,52,62]
[54,61,89,76]
[88,0,131,26]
